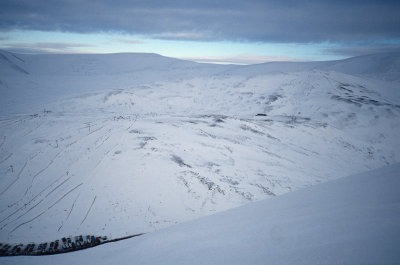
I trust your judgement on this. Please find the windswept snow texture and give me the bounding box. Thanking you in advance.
[0,51,399,243]
[2,164,400,265]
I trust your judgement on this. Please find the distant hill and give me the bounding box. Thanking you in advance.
[2,50,400,80]
[0,50,222,76]
[226,52,400,81]
[318,52,400,81]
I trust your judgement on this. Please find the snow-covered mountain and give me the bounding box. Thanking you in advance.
[0,50,399,244]
[3,163,400,265]
[0,51,227,114]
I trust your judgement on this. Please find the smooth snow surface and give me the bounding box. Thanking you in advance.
[0,51,400,244]
[2,164,400,265]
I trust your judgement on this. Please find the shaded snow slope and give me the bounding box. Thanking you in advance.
[2,163,400,265]
[0,51,399,243]
[321,52,400,81]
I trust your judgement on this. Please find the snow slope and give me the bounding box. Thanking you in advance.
[2,163,399,265]
[0,51,227,114]
[321,52,400,81]
[0,51,399,243]
[228,52,400,81]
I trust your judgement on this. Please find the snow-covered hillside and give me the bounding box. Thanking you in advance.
[2,163,399,265]
[0,51,227,114]
[0,51,399,244]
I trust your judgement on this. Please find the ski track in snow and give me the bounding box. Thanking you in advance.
[9,182,83,234]
[0,174,69,225]
[0,152,12,165]
[24,150,63,196]
[58,193,80,232]
[81,196,96,225]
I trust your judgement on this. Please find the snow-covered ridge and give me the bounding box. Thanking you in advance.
[321,52,400,81]
[0,50,214,76]
[0,50,229,114]
[0,50,399,244]
[1,50,399,115]
[3,164,399,265]
[1,50,400,78]
[227,52,400,81]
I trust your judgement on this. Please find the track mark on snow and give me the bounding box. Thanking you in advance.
[81,196,97,225]
[0,174,69,223]
[0,153,12,164]
[0,136,6,148]
[9,183,83,234]
[1,177,71,229]
[58,193,80,232]
[24,150,63,196]
[0,159,29,196]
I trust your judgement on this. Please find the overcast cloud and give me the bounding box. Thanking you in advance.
[324,43,400,56]
[1,0,399,43]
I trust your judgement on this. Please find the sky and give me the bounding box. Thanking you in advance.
[0,0,399,64]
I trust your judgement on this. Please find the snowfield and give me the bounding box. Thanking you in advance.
[2,163,400,264]
[0,50,399,254]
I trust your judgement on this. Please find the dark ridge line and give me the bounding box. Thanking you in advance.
[11,54,25,63]
[0,233,145,256]
[105,233,145,244]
